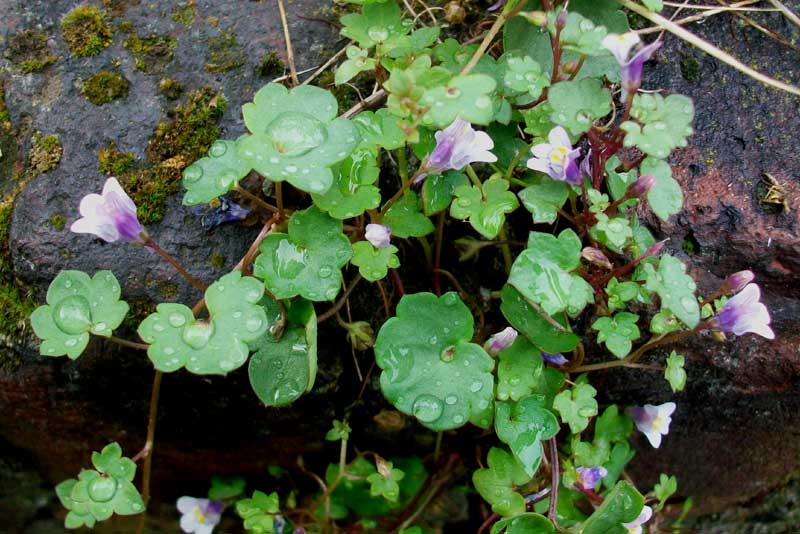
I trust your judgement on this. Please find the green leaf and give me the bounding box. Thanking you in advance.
[208,476,246,500]
[374,292,495,431]
[352,108,406,150]
[518,174,569,225]
[642,0,664,11]
[238,83,358,194]
[606,277,644,312]
[254,206,353,301]
[422,171,469,215]
[31,270,128,359]
[420,74,497,128]
[602,441,635,488]
[641,156,683,221]
[643,254,700,328]
[553,382,598,434]
[182,139,252,205]
[547,79,612,136]
[490,512,554,534]
[620,93,694,159]
[366,462,405,502]
[521,101,557,139]
[384,191,435,238]
[553,10,609,57]
[508,229,594,316]
[502,54,549,100]
[326,419,352,441]
[138,272,269,374]
[487,123,528,170]
[665,351,687,392]
[352,241,400,281]
[335,45,377,85]
[450,177,519,239]
[591,213,633,253]
[91,442,136,481]
[385,55,452,134]
[340,1,409,49]
[248,298,317,407]
[473,447,531,517]
[582,481,645,534]
[495,395,560,476]
[654,474,678,512]
[605,155,638,202]
[311,149,382,219]
[496,337,544,402]
[650,308,682,334]
[594,405,633,445]
[500,285,580,354]
[592,312,641,358]
[237,490,279,533]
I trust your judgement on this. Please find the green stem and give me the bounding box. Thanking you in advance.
[460,0,524,75]
[379,169,426,217]
[433,431,443,463]
[397,147,408,184]
[504,140,536,181]
[104,335,149,351]
[134,369,162,534]
[234,185,280,214]
[497,226,513,275]
[465,164,482,188]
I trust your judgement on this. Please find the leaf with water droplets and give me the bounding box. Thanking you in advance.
[420,74,497,128]
[472,447,531,517]
[665,351,687,392]
[422,171,469,216]
[374,292,495,431]
[500,285,580,354]
[547,78,612,136]
[248,298,318,407]
[236,490,280,531]
[643,254,700,328]
[620,94,694,159]
[311,148,382,219]
[366,461,405,502]
[552,10,609,57]
[518,173,569,225]
[592,312,641,358]
[501,54,549,103]
[641,156,683,222]
[384,191,435,238]
[30,270,129,359]
[340,1,410,50]
[335,45,378,85]
[254,206,353,301]
[352,108,406,151]
[138,272,269,375]
[181,138,252,206]
[497,337,544,402]
[490,512,555,534]
[237,83,358,194]
[495,395,560,477]
[581,481,645,534]
[352,241,400,282]
[450,177,519,239]
[553,381,598,434]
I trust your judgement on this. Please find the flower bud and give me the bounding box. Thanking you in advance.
[582,247,613,270]
[562,61,580,75]
[555,10,568,30]
[444,1,466,24]
[722,270,755,294]
[365,223,392,249]
[484,327,518,356]
[641,238,668,260]
[345,321,375,351]
[520,10,548,27]
[627,174,657,198]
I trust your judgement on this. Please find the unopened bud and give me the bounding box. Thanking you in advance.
[520,10,548,27]
[722,270,755,294]
[711,330,727,343]
[375,455,392,478]
[562,61,580,75]
[484,327,518,356]
[444,1,466,24]
[627,174,657,198]
[642,239,668,260]
[582,247,613,270]
[555,9,568,30]
[345,321,375,351]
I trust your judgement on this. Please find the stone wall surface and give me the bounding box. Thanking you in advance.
[0,0,797,532]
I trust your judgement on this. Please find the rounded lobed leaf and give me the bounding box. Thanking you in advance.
[351,241,400,282]
[374,292,495,431]
[182,138,252,206]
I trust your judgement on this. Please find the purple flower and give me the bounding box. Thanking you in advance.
[526,126,581,185]
[484,327,518,356]
[487,0,505,11]
[581,247,612,270]
[421,117,497,182]
[723,270,755,293]
[177,497,223,534]
[575,466,608,491]
[710,283,774,339]
[580,149,593,181]
[70,177,146,243]
[623,505,653,534]
[365,223,392,249]
[627,174,657,198]
[602,32,661,101]
[541,352,569,366]
[630,402,675,448]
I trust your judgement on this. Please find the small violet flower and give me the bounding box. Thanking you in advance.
[630,402,676,448]
[365,223,392,249]
[627,174,657,198]
[526,126,581,185]
[580,149,593,182]
[723,270,755,294]
[623,505,653,534]
[420,117,497,182]
[602,32,662,101]
[70,177,146,243]
[575,466,608,491]
[710,283,774,339]
[484,327,518,356]
[542,352,569,366]
[177,497,223,534]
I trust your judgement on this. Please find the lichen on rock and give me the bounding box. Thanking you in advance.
[60,6,113,57]
[28,132,62,174]
[82,71,129,106]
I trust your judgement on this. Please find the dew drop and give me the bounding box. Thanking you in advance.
[285,164,298,173]
[245,316,264,332]
[412,394,444,423]
[94,322,107,331]
[475,96,491,109]
[470,381,483,393]
[680,296,696,312]
[452,414,464,424]
[163,347,175,355]
[445,395,458,405]
[318,265,333,278]
[64,338,78,347]
[183,165,203,183]
[209,141,228,157]
[153,323,165,332]
[478,400,489,409]
[233,311,243,319]
[168,313,187,327]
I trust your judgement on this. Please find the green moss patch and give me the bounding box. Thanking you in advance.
[159,78,183,100]
[5,29,57,73]
[257,51,285,78]
[82,71,129,105]
[123,33,177,73]
[28,132,62,174]
[205,30,245,73]
[49,214,66,231]
[61,7,113,57]
[0,197,35,340]
[171,2,197,27]
[98,142,136,175]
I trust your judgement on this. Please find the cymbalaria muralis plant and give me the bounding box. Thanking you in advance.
[32,0,776,532]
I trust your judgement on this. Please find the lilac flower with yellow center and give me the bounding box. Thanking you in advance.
[177,497,223,534]
[419,117,497,183]
[70,177,146,243]
[710,283,774,339]
[526,126,581,185]
[575,466,607,491]
[484,327,518,356]
[630,401,675,448]
[623,505,653,534]
[365,223,392,249]
[602,32,662,101]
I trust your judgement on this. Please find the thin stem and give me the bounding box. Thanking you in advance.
[521,294,570,332]
[379,171,424,217]
[465,164,483,187]
[504,140,536,180]
[135,369,162,522]
[460,0,523,75]
[433,431,443,463]
[317,275,363,323]
[397,147,409,184]
[276,0,299,85]
[105,335,148,351]
[547,437,560,528]
[234,215,281,273]
[566,55,586,81]
[145,239,207,292]
[433,212,445,296]
[274,181,286,220]
[234,185,279,214]
[376,279,391,317]
[572,360,665,373]
[497,227,513,275]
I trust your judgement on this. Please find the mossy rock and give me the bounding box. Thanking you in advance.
[123,33,177,74]
[28,132,62,174]
[205,30,245,73]
[60,7,113,57]
[82,71,130,106]
[4,29,56,73]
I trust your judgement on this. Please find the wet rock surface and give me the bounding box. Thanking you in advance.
[0,0,798,531]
